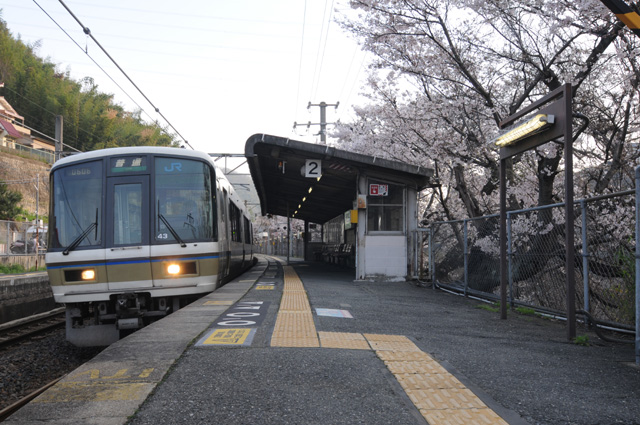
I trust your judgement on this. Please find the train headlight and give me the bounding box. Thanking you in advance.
[167,264,181,275]
[81,269,96,280]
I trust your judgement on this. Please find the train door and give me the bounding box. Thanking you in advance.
[220,188,231,278]
[105,175,153,290]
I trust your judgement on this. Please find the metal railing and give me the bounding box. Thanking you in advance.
[255,238,305,258]
[1,144,54,164]
[416,184,639,364]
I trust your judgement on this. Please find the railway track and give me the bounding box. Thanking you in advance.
[0,377,62,422]
[0,307,66,349]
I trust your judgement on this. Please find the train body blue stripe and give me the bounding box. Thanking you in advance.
[47,255,220,270]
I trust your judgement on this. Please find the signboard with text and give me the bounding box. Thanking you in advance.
[369,184,389,196]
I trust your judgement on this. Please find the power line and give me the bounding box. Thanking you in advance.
[54,0,193,149]
[311,0,336,101]
[309,0,331,102]
[31,0,151,124]
[1,177,47,185]
[294,0,308,126]
[2,87,83,152]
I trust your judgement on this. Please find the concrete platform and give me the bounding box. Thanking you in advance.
[5,256,640,425]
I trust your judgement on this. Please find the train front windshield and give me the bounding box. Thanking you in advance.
[154,157,216,243]
[50,160,103,250]
[49,155,217,252]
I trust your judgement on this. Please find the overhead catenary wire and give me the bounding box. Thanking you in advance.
[293,0,308,127]
[1,176,48,185]
[31,0,153,127]
[53,0,194,150]
[309,0,335,102]
[1,90,81,152]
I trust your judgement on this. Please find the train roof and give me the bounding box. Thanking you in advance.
[51,146,213,170]
[50,146,249,212]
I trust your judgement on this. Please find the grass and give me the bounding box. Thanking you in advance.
[515,306,537,316]
[0,264,47,274]
[476,302,500,313]
[573,335,590,346]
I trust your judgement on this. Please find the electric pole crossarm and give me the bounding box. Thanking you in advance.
[293,101,339,144]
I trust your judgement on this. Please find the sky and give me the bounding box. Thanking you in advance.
[0,0,370,156]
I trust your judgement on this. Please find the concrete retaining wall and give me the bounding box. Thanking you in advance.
[0,272,56,324]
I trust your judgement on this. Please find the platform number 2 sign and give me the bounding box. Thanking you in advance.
[305,159,322,178]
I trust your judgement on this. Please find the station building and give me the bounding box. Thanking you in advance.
[245,134,437,280]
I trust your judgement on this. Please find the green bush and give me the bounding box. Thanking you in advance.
[0,263,27,274]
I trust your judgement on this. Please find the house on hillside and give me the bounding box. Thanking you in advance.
[0,96,27,148]
[0,94,55,162]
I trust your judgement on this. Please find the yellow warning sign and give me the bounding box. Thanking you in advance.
[201,328,252,345]
[203,300,234,305]
[256,285,274,290]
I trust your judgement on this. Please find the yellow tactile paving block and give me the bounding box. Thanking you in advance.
[280,293,311,311]
[384,360,450,375]
[272,313,316,334]
[406,387,487,410]
[363,333,413,342]
[364,334,421,352]
[318,332,370,350]
[395,372,466,390]
[376,350,434,362]
[283,282,306,292]
[421,408,509,425]
[368,340,422,352]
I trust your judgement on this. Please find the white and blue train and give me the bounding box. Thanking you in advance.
[45,147,254,346]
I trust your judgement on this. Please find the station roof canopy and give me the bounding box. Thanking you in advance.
[245,134,437,224]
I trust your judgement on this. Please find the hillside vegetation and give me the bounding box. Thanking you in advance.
[0,14,177,152]
[0,150,49,218]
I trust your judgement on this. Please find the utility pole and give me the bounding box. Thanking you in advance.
[293,101,339,144]
[35,175,39,269]
[55,115,63,162]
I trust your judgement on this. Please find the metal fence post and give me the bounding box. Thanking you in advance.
[430,225,435,289]
[507,211,513,308]
[635,165,640,365]
[463,219,469,297]
[580,200,590,317]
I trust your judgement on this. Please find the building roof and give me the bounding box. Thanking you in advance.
[0,118,23,139]
[245,134,436,224]
[0,97,24,121]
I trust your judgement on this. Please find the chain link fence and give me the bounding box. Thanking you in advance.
[255,238,305,258]
[0,220,47,256]
[417,190,636,330]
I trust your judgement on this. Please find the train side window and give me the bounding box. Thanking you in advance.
[244,217,251,244]
[229,202,242,242]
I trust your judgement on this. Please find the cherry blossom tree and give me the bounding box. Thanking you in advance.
[335,0,640,222]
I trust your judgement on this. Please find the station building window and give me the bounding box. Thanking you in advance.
[366,179,405,233]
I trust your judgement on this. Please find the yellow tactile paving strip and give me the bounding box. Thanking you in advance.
[318,331,370,350]
[270,266,319,347]
[268,262,509,424]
